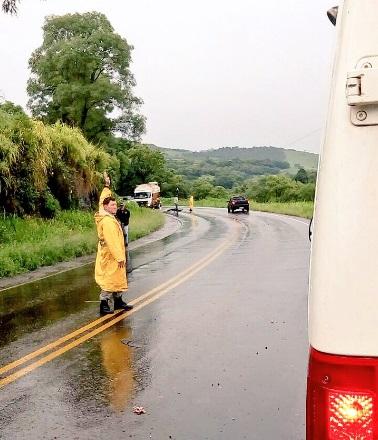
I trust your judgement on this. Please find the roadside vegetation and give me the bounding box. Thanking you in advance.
[249,201,313,219]
[161,197,226,208]
[162,173,315,219]
[0,207,164,278]
[162,198,313,219]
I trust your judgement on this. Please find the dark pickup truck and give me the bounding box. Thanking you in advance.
[227,196,249,213]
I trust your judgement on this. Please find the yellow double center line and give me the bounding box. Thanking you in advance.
[0,230,237,389]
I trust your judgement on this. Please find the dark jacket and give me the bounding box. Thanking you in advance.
[116,207,130,227]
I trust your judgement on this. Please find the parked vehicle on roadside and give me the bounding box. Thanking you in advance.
[134,182,161,209]
[227,196,249,213]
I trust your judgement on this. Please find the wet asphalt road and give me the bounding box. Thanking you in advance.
[0,208,309,440]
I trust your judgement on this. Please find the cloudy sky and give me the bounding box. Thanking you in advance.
[0,0,336,153]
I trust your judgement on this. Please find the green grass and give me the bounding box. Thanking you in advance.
[0,207,165,278]
[128,206,165,241]
[161,197,313,218]
[249,201,314,219]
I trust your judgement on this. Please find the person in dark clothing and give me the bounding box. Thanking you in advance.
[116,203,130,246]
[116,203,133,273]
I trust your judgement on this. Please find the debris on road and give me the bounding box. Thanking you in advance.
[121,339,142,349]
[133,406,146,415]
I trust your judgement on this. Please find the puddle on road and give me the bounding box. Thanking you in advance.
[0,265,98,347]
[50,321,141,417]
[100,325,135,412]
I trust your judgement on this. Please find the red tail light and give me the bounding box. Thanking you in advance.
[307,347,378,439]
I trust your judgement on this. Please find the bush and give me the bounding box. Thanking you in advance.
[192,176,215,200]
[0,103,114,217]
[210,185,229,199]
[39,191,61,219]
[245,175,315,203]
[298,183,316,201]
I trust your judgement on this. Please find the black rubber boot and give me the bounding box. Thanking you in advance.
[100,300,114,315]
[114,296,133,311]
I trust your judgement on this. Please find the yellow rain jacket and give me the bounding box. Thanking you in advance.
[189,195,194,210]
[95,211,127,292]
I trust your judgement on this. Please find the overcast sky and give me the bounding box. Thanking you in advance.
[0,0,336,153]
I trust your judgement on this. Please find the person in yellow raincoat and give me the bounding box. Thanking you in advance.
[95,196,133,314]
[189,195,194,212]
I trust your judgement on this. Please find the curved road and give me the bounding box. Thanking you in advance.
[0,208,309,440]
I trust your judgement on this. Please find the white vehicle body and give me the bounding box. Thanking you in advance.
[307,1,378,438]
[310,0,378,357]
[134,182,160,208]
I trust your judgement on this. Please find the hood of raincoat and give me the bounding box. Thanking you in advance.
[99,186,112,212]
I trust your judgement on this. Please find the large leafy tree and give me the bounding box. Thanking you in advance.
[27,12,145,144]
[117,145,169,195]
[192,176,215,200]
[294,167,309,184]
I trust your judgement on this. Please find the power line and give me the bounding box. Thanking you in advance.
[286,128,323,146]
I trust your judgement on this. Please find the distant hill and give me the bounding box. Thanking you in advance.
[149,145,318,171]
[146,145,318,189]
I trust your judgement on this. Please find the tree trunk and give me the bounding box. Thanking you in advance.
[80,100,89,129]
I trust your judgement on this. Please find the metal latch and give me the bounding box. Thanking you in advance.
[346,75,361,101]
[346,70,378,105]
[346,57,378,126]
